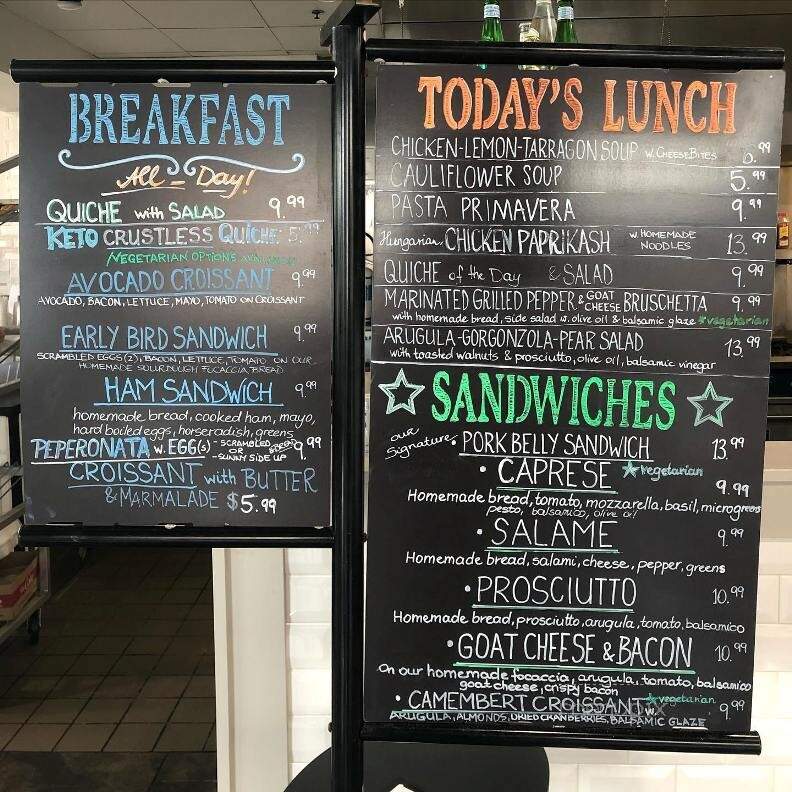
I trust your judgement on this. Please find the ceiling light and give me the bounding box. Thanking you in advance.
[57,0,83,10]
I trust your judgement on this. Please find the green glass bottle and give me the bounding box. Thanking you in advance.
[555,0,578,43]
[480,2,504,70]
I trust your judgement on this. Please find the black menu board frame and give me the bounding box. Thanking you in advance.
[363,57,785,742]
[19,72,334,536]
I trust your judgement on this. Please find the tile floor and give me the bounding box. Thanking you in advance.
[0,547,217,790]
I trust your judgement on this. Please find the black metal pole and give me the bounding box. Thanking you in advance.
[10,59,335,84]
[323,3,379,791]
[364,39,784,70]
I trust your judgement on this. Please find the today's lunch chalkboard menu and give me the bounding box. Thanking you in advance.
[364,64,785,734]
[21,83,331,528]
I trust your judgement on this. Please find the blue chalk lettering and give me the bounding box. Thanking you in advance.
[199,93,220,144]
[119,93,141,143]
[246,94,266,145]
[142,93,167,145]
[69,93,92,144]
[219,94,243,145]
[267,94,290,145]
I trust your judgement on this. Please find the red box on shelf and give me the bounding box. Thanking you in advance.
[0,551,38,622]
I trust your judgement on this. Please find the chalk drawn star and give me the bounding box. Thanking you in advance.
[378,368,425,415]
[687,381,733,428]
[622,460,639,478]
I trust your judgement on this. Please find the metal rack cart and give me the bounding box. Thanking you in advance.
[0,167,51,646]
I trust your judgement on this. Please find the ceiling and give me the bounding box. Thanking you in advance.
[0,0,352,59]
[1,0,791,119]
[1,0,791,60]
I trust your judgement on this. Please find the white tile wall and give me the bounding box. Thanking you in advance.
[778,673,792,716]
[779,577,792,623]
[755,624,792,672]
[754,672,779,719]
[285,540,792,788]
[758,575,781,623]
[549,764,579,792]
[290,763,308,780]
[547,748,631,766]
[289,714,331,764]
[289,669,332,716]
[774,766,792,789]
[751,719,792,765]
[579,765,676,792]
[677,766,774,792]
[286,548,333,774]
[287,573,332,624]
[759,541,792,576]
[287,623,332,670]
[286,548,332,576]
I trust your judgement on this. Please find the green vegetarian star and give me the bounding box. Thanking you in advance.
[378,368,425,415]
[686,381,733,428]
[622,460,639,478]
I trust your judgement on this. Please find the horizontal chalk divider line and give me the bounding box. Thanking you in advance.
[371,358,769,379]
[375,252,777,262]
[92,403,285,408]
[374,285,773,297]
[378,189,609,195]
[377,190,780,196]
[359,722,763,755]
[373,323,773,334]
[495,487,616,495]
[487,548,620,554]
[31,456,206,464]
[103,245,212,249]
[65,292,274,298]
[18,524,334,548]
[68,483,196,489]
[35,219,326,227]
[58,350,280,357]
[378,222,777,229]
[378,157,782,170]
[471,605,634,613]
[460,455,654,463]
[454,662,694,674]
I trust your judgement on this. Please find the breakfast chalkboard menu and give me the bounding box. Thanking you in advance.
[21,83,331,528]
[364,64,785,735]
